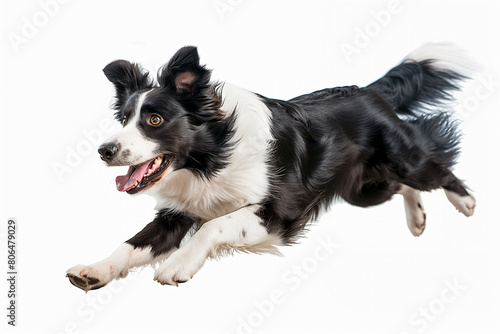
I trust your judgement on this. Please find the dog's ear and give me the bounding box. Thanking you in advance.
[158,46,211,94]
[103,60,153,108]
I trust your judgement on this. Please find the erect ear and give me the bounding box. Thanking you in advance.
[103,60,153,108]
[158,46,211,94]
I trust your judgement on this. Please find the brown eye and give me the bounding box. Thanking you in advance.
[122,116,127,126]
[150,115,162,125]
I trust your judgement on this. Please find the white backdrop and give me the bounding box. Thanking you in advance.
[1,0,499,333]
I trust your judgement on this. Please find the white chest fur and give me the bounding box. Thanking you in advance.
[147,83,273,221]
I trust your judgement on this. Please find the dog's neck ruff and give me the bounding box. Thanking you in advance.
[145,83,274,221]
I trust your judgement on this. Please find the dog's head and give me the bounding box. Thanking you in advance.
[99,46,225,194]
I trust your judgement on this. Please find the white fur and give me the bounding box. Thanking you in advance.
[67,243,172,291]
[397,184,476,237]
[154,205,282,285]
[147,83,273,221]
[398,185,426,237]
[71,83,277,289]
[444,190,476,217]
[405,42,479,78]
[103,91,159,166]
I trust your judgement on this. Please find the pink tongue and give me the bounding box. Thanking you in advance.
[116,159,153,192]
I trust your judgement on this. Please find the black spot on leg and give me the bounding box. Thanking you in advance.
[126,211,198,257]
[417,203,422,209]
[241,229,246,238]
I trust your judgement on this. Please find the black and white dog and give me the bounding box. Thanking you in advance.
[67,44,476,291]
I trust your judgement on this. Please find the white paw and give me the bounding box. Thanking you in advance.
[405,202,426,237]
[407,208,426,237]
[401,187,426,237]
[66,262,127,292]
[153,249,206,286]
[445,191,476,217]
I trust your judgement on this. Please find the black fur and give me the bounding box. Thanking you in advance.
[105,47,471,250]
[126,211,198,257]
[368,59,467,116]
[257,60,469,244]
[102,47,234,179]
[103,60,154,117]
[67,46,476,291]
[135,85,235,178]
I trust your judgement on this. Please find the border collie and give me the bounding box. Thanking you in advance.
[67,43,476,291]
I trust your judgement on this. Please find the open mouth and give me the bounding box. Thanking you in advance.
[116,155,173,194]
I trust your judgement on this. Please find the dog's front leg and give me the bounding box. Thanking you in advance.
[66,212,196,292]
[154,204,280,286]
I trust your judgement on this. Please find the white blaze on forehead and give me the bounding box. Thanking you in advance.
[104,90,159,165]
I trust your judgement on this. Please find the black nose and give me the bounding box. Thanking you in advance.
[98,142,120,163]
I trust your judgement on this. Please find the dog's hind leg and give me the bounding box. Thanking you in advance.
[442,175,476,217]
[398,184,426,236]
[344,180,399,207]
[445,190,476,217]
[385,115,476,219]
[397,151,476,218]
[396,166,475,219]
[153,205,283,286]
[66,212,196,292]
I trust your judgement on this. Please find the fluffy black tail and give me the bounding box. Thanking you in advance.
[368,43,476,117]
